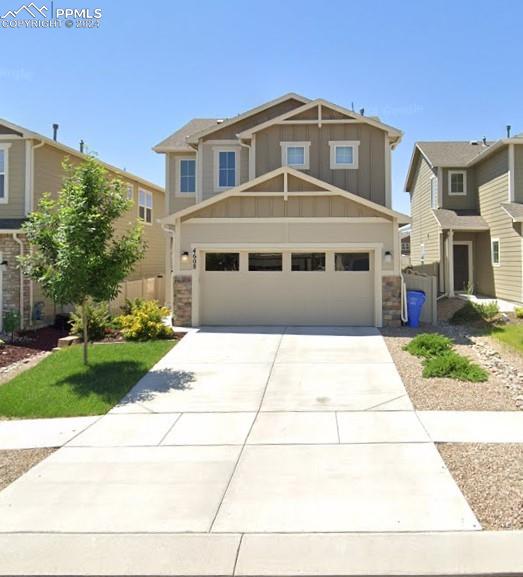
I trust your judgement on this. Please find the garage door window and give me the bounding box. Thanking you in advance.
[205,253,239,271]
[249,253,282,271]
[291,253,326,271]
[335,252,370,271]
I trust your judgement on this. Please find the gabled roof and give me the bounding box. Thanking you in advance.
[162,166,410,225]
[185,92,310,145]
[417,141,492,167]
[0,118,164,194]
[432,209,489,231]
[236,98,403,144]
[501,202,523,222]
[153,119,218,153]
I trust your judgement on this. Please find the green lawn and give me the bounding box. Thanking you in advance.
[0,341,175,419]
[489,323,523,354]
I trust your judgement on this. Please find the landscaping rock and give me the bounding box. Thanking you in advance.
[57,335,80,348]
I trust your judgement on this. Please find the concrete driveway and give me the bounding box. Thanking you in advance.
[0,326,478,536]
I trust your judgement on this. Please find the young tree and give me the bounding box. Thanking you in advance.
[20,156,146,364]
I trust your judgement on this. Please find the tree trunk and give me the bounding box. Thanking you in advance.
[82,300,88,365]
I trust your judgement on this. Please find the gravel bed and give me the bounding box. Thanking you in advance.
[382,326,519,411]
[0,448,55,492]
[438,443,523,530]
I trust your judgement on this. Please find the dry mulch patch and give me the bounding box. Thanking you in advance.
[0,448,56,492]
[0,345,40,369]
[382,326,518,411]
[438,443,523,530]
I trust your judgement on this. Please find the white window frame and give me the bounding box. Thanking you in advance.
[214,147,240,192]
[177,156,196,197]
[329,141,359,170]
[430,176,439,209]
[448,170,467,196]
[138,188,153,225]
[126,183,134,201]
[0,144,11,204]
[491,238,500,266]
[280,141,310,170]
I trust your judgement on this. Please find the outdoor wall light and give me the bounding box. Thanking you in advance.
[384,251,393,264]
[0,260,8,272]
[181,251,190,263]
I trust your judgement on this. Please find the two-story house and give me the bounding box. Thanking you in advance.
[0,118,166,329]
[406,137,523,303]
[154,93,409,327]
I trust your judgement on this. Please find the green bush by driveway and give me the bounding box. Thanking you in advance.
[403,333,453,359]
[422,351,488,382]
[0,341,175,419]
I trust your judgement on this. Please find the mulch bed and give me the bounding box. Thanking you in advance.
[0,448,56,492]
[0,345,40,369]
[438,443,523,530]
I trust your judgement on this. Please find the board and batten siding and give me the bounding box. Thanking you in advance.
[409,156,440,272]
[254,123,387,205]
[200,143,249,200]
[0,137,26,219]
[167,152,197,214]
[476,147,522,302]
[440,167,478,211]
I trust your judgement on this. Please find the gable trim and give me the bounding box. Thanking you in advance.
[162,166,410,223]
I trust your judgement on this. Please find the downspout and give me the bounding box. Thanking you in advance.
[12,233,24,330]
[400,273,408,323]
[238,138,253,180]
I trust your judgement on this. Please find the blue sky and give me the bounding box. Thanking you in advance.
[2,0,522,214]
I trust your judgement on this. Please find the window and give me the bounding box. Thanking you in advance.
[430,176,438,208]
[491,239,500,266]
[448,170,466,196]
[127,184,133,201]
[216,150,237,189]
[205,253,239,271]
[0,147,8,203]
[281,142,310,169]
[329,141,359,169]
[335,252,370,271]
[179,158,196,195]
[249,253,282,271]
[291,253,326,271]
[138,189,153,224]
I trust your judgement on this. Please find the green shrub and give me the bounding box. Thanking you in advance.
[450,300,500,324]
[515,307,523,319]
[404,333,454,359]
[70,302,112,341]
[422,351,488,382]
[120,297,145,316]
[116,300,173,341]
[3,310,20,342]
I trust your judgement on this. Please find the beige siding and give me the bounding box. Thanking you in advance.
[0,138,26,218]
[476,147,521,302]
[514,144,523,203]
[167,152,196,213]
[409,157,440,271]
[185,194,385,220]
[200,143,248,200]
[254,123,386,205]
[33,144,165,282]
[441,167,477,211]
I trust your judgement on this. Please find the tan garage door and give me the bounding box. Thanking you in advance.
[199,249,376,326]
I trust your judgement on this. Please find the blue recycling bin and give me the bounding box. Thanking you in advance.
[407,290,426,328]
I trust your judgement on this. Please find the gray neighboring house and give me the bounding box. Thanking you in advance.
[154,93,410,327]
[405,136,523,302]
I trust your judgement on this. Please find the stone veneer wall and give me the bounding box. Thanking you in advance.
[382,275,402,327]
[0,234,31,328]
[173,275,192,327]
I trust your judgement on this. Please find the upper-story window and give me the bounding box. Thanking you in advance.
[281,141,310,170]
[0,146,9,204]
[329,141,359,169]
[215,148,238,190]
[127,183,134,201]
[430,176,438,208]
[448,170,467,196]
[179,158,196,195]
[138,189,153,224]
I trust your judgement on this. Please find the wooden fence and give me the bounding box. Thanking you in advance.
[109,276,165,314]
[403,270,438,325]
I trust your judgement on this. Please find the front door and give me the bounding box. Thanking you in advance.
[453,244,469,292]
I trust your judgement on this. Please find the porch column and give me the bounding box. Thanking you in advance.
[448,229,455,297]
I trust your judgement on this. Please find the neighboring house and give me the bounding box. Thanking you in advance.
[0,119,165,329]
[154,93,409,327]
[405,136,523,302]
[400,225,411,255]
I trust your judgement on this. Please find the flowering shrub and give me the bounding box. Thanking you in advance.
[116,300,173,341]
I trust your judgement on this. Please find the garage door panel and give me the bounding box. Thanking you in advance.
[199,250,375,326]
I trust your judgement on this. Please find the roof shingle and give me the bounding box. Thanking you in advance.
[417,141,493,167]
[153,118,219,152]
[432,209,489,230]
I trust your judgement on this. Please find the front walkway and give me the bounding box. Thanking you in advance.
[1,326,522,575]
